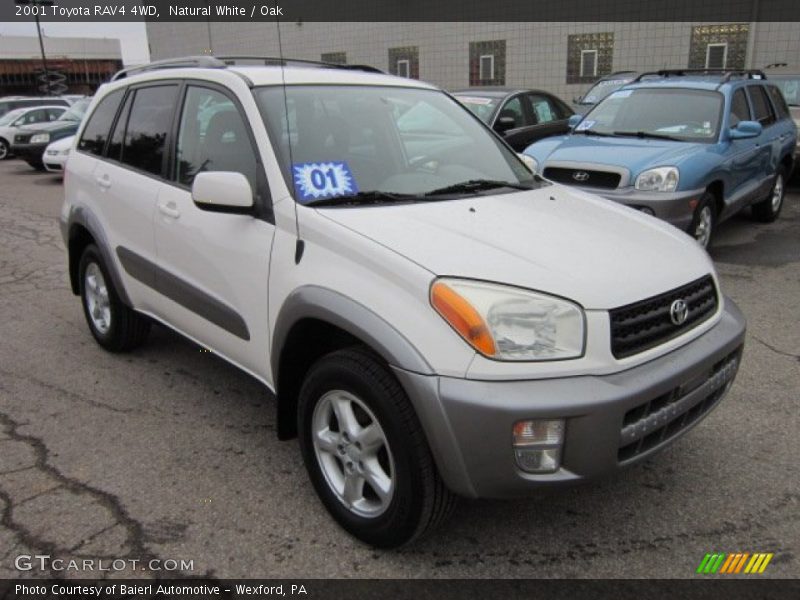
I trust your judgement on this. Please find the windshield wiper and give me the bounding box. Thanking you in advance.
[304,190,420,207]
[424,179,531,197]
[573,129,613,137]
[613,130,681,141]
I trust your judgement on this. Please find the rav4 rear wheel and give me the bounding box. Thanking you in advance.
[298,347,455,548]
[0,139,9,160]
[690,193,716,249]
[752,167,786,223]
[79,244,150,352]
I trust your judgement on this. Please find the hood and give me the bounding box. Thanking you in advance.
[46,135,75,151]
[19,120,80,135]
[525,134,706,177]
[318,185,714,310]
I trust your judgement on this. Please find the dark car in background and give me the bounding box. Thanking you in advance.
[573,71,638,114]
[453,88,574,151]
[12,98,90,170]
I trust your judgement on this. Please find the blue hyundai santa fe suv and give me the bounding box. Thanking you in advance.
[524,69,797,247]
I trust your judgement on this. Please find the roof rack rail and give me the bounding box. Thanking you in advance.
[763,62,788,69]
[215,55,383,73]
[110,55,384,82]
[112,56,226,81]
[632,69,766,83]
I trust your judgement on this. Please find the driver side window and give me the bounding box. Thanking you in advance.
[497,96,526,129]
[730,89,751,127]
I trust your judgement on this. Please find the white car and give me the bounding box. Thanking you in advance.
[0,104,66,160]
[61,57,745,548]
[43,135,74,174]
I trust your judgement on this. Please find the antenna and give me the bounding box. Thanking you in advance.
[276,19,302,247]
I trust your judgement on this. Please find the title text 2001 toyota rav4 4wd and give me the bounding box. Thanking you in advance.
[62,57,746,548]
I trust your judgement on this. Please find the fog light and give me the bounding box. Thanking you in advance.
[512,419,564,474]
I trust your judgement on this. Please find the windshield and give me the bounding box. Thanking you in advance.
[254,85,537,204]
[453,94,500,123]
[579,77,635,105]
[0,108,26,126]
[577,88,723,142]
[771,76,800,107]
[58,99,90,122]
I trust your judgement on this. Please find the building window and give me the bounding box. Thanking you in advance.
[479,55,495,80]
[388,46,419,79]
[566,33,614,84]
[689,24,749,70]
[469,40,505,86]
[321,52,346,65]
[580,50,598,77]
[705,43,728,69]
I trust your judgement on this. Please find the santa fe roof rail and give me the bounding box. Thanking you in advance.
[215,55,384,73]
[632,69,767,83]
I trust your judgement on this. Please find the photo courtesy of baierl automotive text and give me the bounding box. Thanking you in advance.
[0,0,798,594]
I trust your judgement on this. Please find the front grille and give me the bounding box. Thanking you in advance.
[543,167,621,189]
[618,349,741,463]
[14,133,32,144]
[610,275,718,359]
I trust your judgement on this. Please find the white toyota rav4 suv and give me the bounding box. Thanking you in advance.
[62,57,745,548]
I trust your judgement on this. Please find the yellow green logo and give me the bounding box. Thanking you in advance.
[697,552,774,574]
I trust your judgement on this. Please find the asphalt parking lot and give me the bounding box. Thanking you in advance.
[0,159,798,579]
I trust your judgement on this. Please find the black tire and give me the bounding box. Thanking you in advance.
[298,347,456,548]
[78,244,150,352]
[0,139,9,160]
[751,167,787,223]
[689,193,716,249]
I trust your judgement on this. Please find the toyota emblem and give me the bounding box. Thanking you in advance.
[670,299,689,325]
[572,171,590,182]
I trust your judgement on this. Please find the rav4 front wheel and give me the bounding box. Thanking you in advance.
[79,244,150,352]
[298,347,455,548]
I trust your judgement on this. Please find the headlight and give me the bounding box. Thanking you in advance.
[635,167,679,192]
[431,279,585,361]
[30,133,50,144]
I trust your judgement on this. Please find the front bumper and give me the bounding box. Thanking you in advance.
[12,143,48,163]
[394,298,745,498]
[587,186,704,232]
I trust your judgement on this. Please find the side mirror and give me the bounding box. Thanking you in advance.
[494,116,516,134]
[192,171,254,211]
[729,120,762,140]
[568,114,583,129]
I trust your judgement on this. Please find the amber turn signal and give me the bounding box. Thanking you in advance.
[430,281,496,356]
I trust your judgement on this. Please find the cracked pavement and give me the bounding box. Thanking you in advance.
[0,160,797,579]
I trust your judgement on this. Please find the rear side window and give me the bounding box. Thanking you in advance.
[747,86,776,127]
[120,85,178,176]
[729,89,751,127]
[765,85,790,120]
[107,92,132,162]
[77,90,124,156]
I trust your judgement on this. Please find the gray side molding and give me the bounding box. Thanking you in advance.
[271,286,434,378]
[63,205,132,307]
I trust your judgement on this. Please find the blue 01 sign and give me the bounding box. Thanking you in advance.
[293,161,358,203]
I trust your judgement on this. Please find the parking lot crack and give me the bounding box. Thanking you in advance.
[752,336,800,363]
[0,411,159,566]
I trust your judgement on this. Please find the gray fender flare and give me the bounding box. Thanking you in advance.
[271,285,434,379]
[63,205,132,307]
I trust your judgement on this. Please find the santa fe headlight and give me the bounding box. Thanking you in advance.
[30,133,51,144]
[634,166,679,192]
[431,279,585,361]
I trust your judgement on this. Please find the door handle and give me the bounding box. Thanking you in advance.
[158,202,181,219]
[95,175,111,189]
